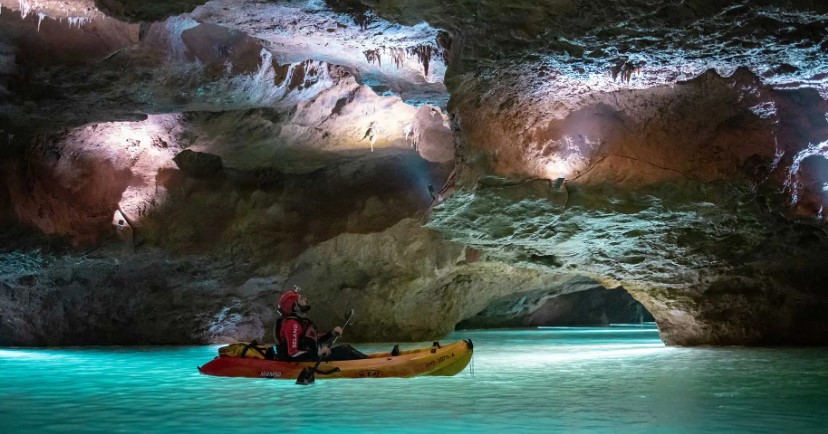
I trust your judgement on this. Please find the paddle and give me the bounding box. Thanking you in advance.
[296,308,355,385]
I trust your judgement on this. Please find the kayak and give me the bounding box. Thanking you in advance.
[198,339,474,380]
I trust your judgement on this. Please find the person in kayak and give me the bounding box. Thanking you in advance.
[275,288,368,362]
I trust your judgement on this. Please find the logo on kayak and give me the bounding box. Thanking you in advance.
[260,371,283,378]
[357,370,382,378]
[425,353,454,369]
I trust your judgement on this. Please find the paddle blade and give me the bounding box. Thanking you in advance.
[344,308,356,326]
[295,367,315,385]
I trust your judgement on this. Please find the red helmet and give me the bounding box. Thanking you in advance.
[279,291,300,314]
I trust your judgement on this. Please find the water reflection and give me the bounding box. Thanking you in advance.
[1,325,827,433]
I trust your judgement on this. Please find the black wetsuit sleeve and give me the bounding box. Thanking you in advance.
[318,331,334,344]
[298,335,319,360]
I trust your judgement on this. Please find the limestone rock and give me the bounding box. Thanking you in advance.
[2,0,828,347]
[173,149,224,179]
[283,218,583,341]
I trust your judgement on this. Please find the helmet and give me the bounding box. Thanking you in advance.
[279,291,300,314]
[279,290,311,314]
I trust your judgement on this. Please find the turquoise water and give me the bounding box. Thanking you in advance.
[2,325,828,433]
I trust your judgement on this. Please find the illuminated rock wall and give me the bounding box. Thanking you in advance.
[434,69,828,345]
[2,0,827,345]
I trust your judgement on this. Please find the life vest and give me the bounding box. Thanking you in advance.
[274,315,318,360]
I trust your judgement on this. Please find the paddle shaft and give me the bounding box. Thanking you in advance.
[303,310,355,379]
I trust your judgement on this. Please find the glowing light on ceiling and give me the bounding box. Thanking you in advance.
[540,135,597,180]
[103,123,154,151]
[53,115,184,227]
[543,160,573,180]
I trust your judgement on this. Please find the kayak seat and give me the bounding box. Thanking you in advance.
[391,344,400,357]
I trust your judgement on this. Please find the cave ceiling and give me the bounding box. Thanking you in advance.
[1,1,826,130]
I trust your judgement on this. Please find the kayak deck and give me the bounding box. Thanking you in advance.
[198,339,473,380]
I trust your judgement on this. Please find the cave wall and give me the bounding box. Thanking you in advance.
[432,67,828,345]
[0,217,579,345]
[2,0,828,346]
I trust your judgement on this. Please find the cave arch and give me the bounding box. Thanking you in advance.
[457,281,655,330]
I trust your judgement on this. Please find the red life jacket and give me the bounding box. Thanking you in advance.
[275,315,319,361]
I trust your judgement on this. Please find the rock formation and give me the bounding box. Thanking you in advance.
[1,0,827,346]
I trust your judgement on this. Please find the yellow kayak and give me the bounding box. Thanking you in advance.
[198,339,474,380]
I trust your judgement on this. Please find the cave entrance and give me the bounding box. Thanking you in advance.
[457,285,654,329]
[523,286,654,327]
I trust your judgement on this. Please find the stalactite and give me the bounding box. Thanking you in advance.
[18,0,32,19]
[390,47,405,69]
[364,44,447,77]
[355,11,371,31]
[66,16,91,29]
[364,48,382,67]
[610,59,644,83]
[407,45,434,77]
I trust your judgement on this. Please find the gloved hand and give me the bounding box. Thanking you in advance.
[331,326,343,337]
[319,346,332,358]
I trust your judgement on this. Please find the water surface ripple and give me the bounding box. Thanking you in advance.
[2,325,827,433]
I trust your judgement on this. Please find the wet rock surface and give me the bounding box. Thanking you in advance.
[433,63,828,345]
[0,245,267,345]
[0,219,578,345]
[2,1,828,346]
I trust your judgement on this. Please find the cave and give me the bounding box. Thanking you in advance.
[458,282,655,329]
[2,0,828,431]
[2,0,827,345]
